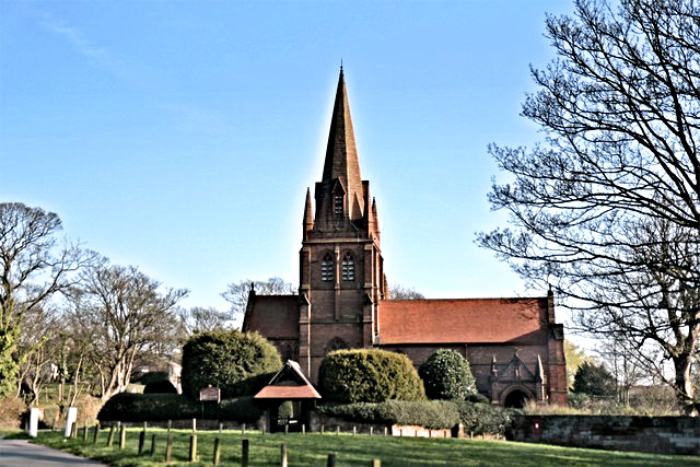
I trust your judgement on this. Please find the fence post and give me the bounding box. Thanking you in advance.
[165,434,173,462]
[92,423,100,445]
[353,426,356,436]
[370,426,373,436]
[138,429,146,454]
[280,443,288,467]
[302,424,306,435]
[321,424,325,434]
[212,437,221,466]
[107,425,115,446]
[372,460,381,467]
[384,427,387,436]
[242,423,246,435]
[189,434,198,462]
[284,424,289,435]
[336,426,340,436]
[82,424,88,441]
[119,424,126,450]
[192,418,197,432]
[167,419,172,432]
[327,453,337,467]
[241,439,250,467]
[150,434,157,456]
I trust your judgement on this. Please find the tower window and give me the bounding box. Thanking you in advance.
[334,193,343,214]
[321,252,334,281]
[342,252,355,281]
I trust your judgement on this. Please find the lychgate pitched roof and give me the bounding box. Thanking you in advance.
[254,360,322,400]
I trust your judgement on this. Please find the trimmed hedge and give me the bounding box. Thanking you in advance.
[317,400,517,434]
[181,330,281,400]
[143,380,178,394]
[318,349,425,403]
[419,349,477,400]
[454,401,518,435]
[317,400,459,429]
[98,393,263,423]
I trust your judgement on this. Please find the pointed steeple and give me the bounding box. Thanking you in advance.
[303,188,314,240]
[321,67,364,220]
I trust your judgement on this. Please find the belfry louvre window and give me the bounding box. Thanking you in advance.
[334,194,343,214]
[342,252,355,281]
[321,252,334,281]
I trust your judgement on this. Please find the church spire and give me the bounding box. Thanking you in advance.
[321,67,364,220]
[303,188,314,240]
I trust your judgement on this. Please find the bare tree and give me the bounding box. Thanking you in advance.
[221,277,295,323]
[389,284,425,300]
[180,306,233,335]
[0,202,95,397]
[71,263,187,400]
[477,0,700,412]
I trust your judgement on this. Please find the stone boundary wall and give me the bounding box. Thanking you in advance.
[510,415,699,456]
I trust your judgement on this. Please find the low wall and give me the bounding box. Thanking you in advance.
[510,415,699,456]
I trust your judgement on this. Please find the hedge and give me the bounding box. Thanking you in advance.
[318,349,425,403]
[98,393,263,423]
[181,330,281,400]
[317,400,517,434]
[316,400,459,429]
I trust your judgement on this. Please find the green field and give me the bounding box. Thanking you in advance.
[26,428,697,466]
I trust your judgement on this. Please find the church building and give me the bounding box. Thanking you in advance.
[243,69,568,407]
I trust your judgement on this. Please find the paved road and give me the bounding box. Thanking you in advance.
[0,438,107,467]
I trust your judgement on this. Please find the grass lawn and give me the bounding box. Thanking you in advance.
[26,428,697,466]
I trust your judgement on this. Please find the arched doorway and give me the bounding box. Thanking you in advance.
[503,389,530,408]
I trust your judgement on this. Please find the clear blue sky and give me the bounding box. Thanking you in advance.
[1,0,576,315]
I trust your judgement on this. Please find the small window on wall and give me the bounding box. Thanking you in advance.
[342,252,355,281]
[321,252,334,281]
[334,193,343,214]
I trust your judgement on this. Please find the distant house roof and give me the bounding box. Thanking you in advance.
[378,297,549,345]
[254,360,322,400]
[243,294,299,340]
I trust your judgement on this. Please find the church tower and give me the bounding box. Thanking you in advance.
[298,68,387,379]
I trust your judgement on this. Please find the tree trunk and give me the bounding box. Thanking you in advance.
[672,354,697,416]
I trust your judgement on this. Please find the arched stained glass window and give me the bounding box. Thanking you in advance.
[321,252,334,281]
[342,252,355,281]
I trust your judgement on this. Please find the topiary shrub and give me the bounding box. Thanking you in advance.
[143,380,178,394]
[419,349,477,400]
[0,396,26,429]
[318,349,425,403]
[98,393,263,423]
[317,400,459,429]
[181,330,282,400]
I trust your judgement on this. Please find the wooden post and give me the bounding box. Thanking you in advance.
[70,422,77,438]
[150,434,157,456]
[189,434,198,462]
[280,443,288,467]
[353,426,356,436]
[336,426,340,436]
[82,424,88,441]
[167,419,172,432]
[219,422,223,433]
[212,438,221,466]
[327,453,337,467]
[119,424,126,450]
[302,424,306,435]
[372,460,381,467]
[192,418,197,432]
[384,427,387,436]
[321,424,325,434]
[165,434,173,462]
[241,439,250,467]
[284,424,289,435]
[138,429,146,454]
[107,425,115,446]
[92,424,100,445]
[242,423,246,435]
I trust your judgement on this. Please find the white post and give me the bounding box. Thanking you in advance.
[28,408,39,438]
[64,407,78,437]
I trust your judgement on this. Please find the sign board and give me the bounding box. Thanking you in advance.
[64,407,77,437]
[28,408,39,438]
[199,386,221,402]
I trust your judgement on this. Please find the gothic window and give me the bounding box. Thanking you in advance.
[325,337,349,353]
[334,193,343,214]
[321,252,334,281]
[342,252,355,281]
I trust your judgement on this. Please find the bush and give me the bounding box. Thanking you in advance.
[419,349,477,400]
[131,371,170,386]
[317,400,459,429]
[0,396,26,429]
[454,401,516,435]
[98,393,263,423]
[318,349,425,403]
[143,380,178,394]
[181,330,281,400]
[573,361,617,397]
